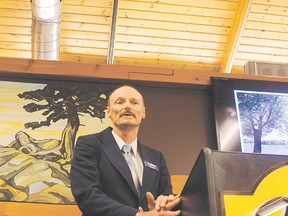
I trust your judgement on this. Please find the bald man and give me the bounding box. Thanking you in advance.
[71,85,180,216]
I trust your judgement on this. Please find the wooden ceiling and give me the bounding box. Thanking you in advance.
[1,0,288,74]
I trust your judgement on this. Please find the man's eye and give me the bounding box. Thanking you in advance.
[116,101,123,104]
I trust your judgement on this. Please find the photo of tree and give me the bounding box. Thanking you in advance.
[0,80,113,204]
[234,90,288,155]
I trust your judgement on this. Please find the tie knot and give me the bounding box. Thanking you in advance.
[122,144,132,153]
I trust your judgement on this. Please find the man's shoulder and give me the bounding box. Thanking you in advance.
[140,143,162,155]
[77,127,112,142]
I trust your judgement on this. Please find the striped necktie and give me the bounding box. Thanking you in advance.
[122,144,141,196]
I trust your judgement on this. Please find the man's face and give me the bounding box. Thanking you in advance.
[107,86,146,128]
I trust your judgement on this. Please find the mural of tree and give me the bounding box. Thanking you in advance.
[18,83,111,165]
[236,92,286,153]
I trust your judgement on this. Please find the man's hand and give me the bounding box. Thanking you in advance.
[152,193,180,211]
[136,192,181,216]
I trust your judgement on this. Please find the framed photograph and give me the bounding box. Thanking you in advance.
[211,77,288,156]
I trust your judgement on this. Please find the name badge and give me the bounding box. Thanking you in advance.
[144,161,159,171]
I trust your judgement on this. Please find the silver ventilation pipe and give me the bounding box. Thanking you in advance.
[30,0,62,60]
[107,0,119,64]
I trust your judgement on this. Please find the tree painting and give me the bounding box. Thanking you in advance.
[17,83,111,165]
[0,81,112,204]
[235,91,287,153]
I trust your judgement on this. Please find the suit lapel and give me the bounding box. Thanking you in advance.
[100,128,139,197]
[139,144,159,203]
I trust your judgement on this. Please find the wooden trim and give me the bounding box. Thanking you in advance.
[1,57,288,88]
[0,202,81,216]
[220,0,252,73]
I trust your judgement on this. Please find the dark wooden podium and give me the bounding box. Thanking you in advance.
[178,148,288,216]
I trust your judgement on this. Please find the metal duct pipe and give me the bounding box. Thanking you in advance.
[107,0,119,64]
[30,0,62,60]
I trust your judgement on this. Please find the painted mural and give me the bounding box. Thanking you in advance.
[0,80,113,204]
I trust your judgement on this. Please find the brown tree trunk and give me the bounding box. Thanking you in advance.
[57,117,79,165]
[253,128,262,153]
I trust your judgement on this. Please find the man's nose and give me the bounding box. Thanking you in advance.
[123,101,132,108]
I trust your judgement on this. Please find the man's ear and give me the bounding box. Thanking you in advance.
[141,107,146,119]
[107,106,111,118]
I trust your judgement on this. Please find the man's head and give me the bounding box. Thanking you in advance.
[107,85,146,130]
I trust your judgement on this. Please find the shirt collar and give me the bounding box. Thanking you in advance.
[112,131,138,155]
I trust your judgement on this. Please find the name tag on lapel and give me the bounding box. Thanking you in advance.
[144,161,159,171]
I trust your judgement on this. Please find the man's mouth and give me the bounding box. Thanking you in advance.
[121,112,135,117]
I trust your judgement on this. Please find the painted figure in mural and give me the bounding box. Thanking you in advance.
[71,85,181,216]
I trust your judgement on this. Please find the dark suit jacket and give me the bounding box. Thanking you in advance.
[71,127,173,216]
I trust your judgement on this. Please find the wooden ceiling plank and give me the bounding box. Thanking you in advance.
[63,5,112,16]
[62,22,111,33]
[65,0,112,7]
[220,0,252,73]
[0,0,29,9]
[126,0,238,11]
[0,42,30,50]
[248,13,288,24]
[0,50,31,58]
[0,9,30,18]
[113,50,221,64]
[250,4,288,16]
[117,18,230,35]
[114,43,223,57]
[116,35,226,50]
[0,34,31,43]
[0,17,31,27]
[113,56,220,71]
[116,27,228,42]
[62,14,111,24]
[61,46,108,56]
[245,21,288,32]
[240,37,288,48]
[235,51,288,62]
[253,0,288,7]
[120,1,235,19]
[117,10,233,27]
[233,59,248,67]
[238,44,288,56]
[62,39,109,49]
[242,29,288,41]
[0,26,31,35]
[61,30,110,41]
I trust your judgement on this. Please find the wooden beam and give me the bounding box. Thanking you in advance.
[0,202,81,216]
[220,0,252,73]
[1,57,288,89]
